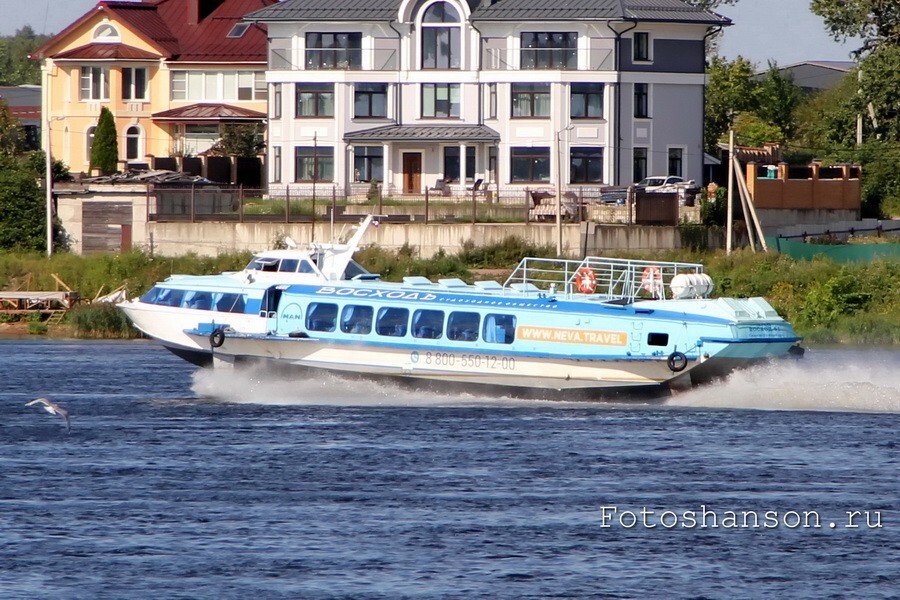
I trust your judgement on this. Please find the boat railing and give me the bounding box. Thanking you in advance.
[503,256,705,302]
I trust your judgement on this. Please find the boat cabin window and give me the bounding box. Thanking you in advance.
[299,259,317,273]
[483,314,516,344]
[412,309,444,339]
[447,311,480,342]
[279,258,300,272]
[341,305,373,334]
[246,257,280,272]
[648,333,669,347]
[376,307,409,337]
[140,287,162,303]
[155,288,185,307]
[343,259,371,280]
[307,303,338,332]
[184,291,212,310]
[215,293,246,313]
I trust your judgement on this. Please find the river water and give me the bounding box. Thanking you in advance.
[1,340,897,599]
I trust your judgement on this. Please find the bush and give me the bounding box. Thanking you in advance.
[66,303,138,338]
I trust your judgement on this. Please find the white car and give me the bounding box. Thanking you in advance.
[636,175,696,192]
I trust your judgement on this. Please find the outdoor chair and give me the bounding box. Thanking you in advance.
[429,178,452,196]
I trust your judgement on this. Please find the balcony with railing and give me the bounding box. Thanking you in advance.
[268,40,400,71]
[482,41,614,71]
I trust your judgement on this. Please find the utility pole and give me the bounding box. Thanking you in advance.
[726,127,734,255]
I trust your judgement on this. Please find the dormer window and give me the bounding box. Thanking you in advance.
[93,24,120,42]
[421,2,461,70]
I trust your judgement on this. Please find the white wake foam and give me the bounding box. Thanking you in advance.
[190,363,576,407]
[668,350,900,414]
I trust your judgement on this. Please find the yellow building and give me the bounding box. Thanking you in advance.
[32,0,274,175]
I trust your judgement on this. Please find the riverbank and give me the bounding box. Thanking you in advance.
[1,241,898,344]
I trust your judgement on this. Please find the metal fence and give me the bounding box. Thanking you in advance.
[148,184,701,226]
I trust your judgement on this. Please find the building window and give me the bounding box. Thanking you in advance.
[85,126,96,160]
[421,2,461,69]
[510,147,550,182]
[570,147,603,183]
[633,147,648,183]
[252,72,267,101]
[488,83,497,119]
[443,146,475,182]
[634,83,649,118]
[125,126,141,160]
[272,83,282,119]
[571,83,603,119]
[295,146,334,181]
[354,83,388,118]
[93,24,119,41]
[80,66,109,100]
[305,32,362,70]
[668,147,684,177]
[272,146,282,183]
[520,32,577,70]
[354,146,383,182]
[170,71,266,101]
[422,83,460,118]
[295,83,334,117]
[121,67,147,101]
[633,32,650,61]
[512,83,550,118]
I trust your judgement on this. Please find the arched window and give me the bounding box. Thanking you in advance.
[93,24,120,42]
[126,126,141,160]
[86,126,96,163]
[421,2,460,69]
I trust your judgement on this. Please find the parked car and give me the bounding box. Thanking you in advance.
[636,175,697,192]
[636,176,701,206]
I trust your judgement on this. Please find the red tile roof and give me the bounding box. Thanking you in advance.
[152,103,266,122]
[52,42,161,61]
[32,0,275,63]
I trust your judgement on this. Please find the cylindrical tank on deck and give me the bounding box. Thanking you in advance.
[669,273,715,299]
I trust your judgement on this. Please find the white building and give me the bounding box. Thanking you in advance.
[244,0,729,195]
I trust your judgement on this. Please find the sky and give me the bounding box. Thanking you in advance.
[5,0,861,68]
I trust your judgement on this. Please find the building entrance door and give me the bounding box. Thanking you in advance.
[402,152,422,193]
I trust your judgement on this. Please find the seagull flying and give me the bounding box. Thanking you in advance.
[25,398,71,432]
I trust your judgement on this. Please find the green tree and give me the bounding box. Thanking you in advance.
[810,0,900,55]
[753,61,804,140]
[90,107,119,174]
[209,123,264,157]
[732,112,784,147]
[0,161,45,250]
[791,70,859,150]
[856,45,900,141]
[0,99,25,156]
[704,55,756,152]
[0,26,50,85]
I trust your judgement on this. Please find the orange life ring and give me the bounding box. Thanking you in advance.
[575,267,597,294]
[641,266,663,295]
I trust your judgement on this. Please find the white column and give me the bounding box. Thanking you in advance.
[459,142,467,183]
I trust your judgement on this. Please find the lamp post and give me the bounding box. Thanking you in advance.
[555,124,574,257]
[44,115,65,258]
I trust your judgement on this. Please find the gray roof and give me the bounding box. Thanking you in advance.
[245,0,402,22]
[246,0,731,24]
[345,124,500,143]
